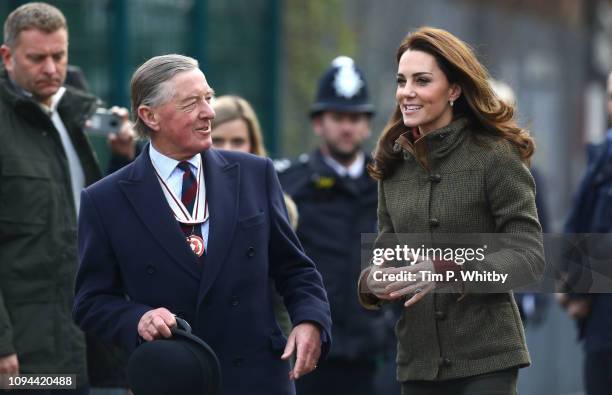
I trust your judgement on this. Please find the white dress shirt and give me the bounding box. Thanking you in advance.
[322,150,365,179]
[149,143,209,248]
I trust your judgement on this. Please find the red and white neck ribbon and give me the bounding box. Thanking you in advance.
[153,161,209,226]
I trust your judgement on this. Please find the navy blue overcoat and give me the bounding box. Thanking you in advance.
[73,146,332,395]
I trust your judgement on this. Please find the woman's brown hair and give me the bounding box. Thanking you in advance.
[211,95,267,157]
[369,27,535,180]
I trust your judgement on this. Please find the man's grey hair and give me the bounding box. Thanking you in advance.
[3,2,67,48]
[131,54,199,137]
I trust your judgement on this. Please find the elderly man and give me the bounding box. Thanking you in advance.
[73,54,332,395]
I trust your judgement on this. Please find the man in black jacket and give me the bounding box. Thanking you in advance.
[559,70,612,395]
[279,56,396,395]
[0,3,132,394]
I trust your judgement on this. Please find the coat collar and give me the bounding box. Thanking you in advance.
[119,146,239,290]
[309,148,372,177]
[0,68,98,123]
[394,118,469,169]
[120,144,202,280]
[0,71,102,184]
[307,148,373,194]
[424,117,469,160]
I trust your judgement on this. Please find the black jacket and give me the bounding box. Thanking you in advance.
[0,70,101,386]
[563,131,612,351]
[279,149,394,360]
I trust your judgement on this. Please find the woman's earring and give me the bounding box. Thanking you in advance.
[450,100,454,107]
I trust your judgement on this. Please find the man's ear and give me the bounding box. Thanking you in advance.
[449,83,462,102]
[1,45,13,74]
[311,114,323,137]
[137,105,160,132]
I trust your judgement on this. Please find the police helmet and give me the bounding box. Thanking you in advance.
[310,56,375,117]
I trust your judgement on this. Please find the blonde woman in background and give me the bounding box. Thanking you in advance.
[211,95,298,228]
[211,95,296,336]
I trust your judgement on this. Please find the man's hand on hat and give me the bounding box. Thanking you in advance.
[137,308,177,342]
[281,322,321,380]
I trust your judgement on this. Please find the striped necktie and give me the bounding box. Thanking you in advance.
[177,161,198,236]
[177,161,205,265]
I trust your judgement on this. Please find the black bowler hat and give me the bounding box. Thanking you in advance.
[128,318,221,395]
[310,56,375,117]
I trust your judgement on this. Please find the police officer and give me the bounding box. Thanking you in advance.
[278,56,395,395]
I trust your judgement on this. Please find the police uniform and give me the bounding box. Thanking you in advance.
[278,57,396,395]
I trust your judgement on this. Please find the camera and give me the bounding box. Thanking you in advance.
[85,108,122,135]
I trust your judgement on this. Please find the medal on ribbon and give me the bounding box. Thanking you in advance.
[187,234,205,257]
[153,160,208,258]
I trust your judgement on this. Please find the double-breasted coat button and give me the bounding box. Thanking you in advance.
[441,358,452,367]
[247,246,255,257]
[429,218,440,228]
[429,174,442,183]
[434,311,446,320]
[230,296,239,307]
[233,357,244,367]
[145,264,156,275]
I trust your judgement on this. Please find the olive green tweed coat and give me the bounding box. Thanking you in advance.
[360,118,545,381]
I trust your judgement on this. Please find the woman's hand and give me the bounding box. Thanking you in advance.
[367,260,436,307]
[366,266,397,300]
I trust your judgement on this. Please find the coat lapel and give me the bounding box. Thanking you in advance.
[118,145,200,280]
[197,149,239,304]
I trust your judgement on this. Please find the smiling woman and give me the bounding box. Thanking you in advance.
[369,27,534,180]
[360,27,544,395]
[395,49,460,136]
